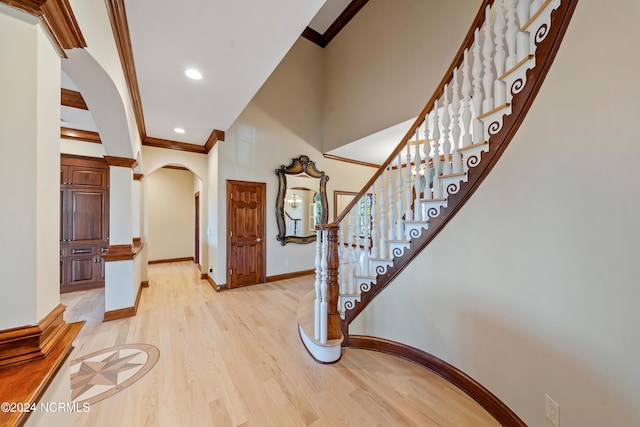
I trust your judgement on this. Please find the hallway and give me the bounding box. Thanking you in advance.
[62,262,499,426]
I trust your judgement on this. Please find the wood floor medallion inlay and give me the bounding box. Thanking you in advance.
[70,343,160,405]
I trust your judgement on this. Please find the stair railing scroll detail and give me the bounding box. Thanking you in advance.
[311,0,578,346]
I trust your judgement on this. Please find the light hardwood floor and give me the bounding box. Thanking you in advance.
[62,261,500,427]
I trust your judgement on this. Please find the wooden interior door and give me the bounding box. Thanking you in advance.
[227,180,266,289]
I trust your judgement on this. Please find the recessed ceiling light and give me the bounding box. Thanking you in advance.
[185,68,202,80]
[174,128,185,134]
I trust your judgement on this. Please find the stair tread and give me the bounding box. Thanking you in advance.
[439,172,467,179]
[387,239,410,244]
[420,198,447,202]
[404,219,429,224]
[354,275,376,279]
[458,141,488,152]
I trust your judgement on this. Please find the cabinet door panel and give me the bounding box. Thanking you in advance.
[68,256,96,284]
[68,166,107,187]
[70,189,107,242]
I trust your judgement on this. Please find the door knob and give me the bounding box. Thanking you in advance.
[256,237,262,242]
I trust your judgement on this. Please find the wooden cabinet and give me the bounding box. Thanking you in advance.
[60,155,109,293]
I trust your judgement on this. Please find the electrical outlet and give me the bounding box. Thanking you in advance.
[545,394,560,427]
[209,268,213,273]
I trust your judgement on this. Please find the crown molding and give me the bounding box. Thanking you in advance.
[204,129,225,153]
[302,0,369,48]
[61,88,88,110]
[1,0,87,57]
[104,0,145,140]
[104,155,138,169]
[60,127,101,144]
[143,136,207,154]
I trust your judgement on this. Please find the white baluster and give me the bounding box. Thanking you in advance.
[462,49,472,149]
[472,31,484,144]
[378,172,387,259]
[505,0,518,70]
[355,200,362,276]
[320,230,328,344]
[451,69,462,174]
[442,84,452,176]
[363,195,371,275]
[423,113,433,201]
[404,139,413,222]
[338,222,346,298]
[517,0,531,61]
[395,153,404,239]
[530,0,543,16]
[387,164,395,240]
[370,187,378,259]
[482,5,495,114]
[432,100,443,199]
[413,128,423,221]
[314,229,322,340]
[347,209,355,294]
[494,0,507,106]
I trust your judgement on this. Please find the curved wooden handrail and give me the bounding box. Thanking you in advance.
[333,0,496,225]
[340,0,580,339]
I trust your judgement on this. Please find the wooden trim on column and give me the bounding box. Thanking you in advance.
[101,241,143,262]
[141,280,149,288]
[104,155,138,169]
[346,336,526,427]
[104,0,145,140]
[134,173,144,180]
[0,321,83,427]
[1,0,87,57]
[60,127,101,144]
[143,136,207,154]
[103,281,144,322]
[302,0,370,48]
[0,304,67,368]
[323,153,380,168]
[266,269,315,282]
[204,129,225,153]
[61,88,88,110]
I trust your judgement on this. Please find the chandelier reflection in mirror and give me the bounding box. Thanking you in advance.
[275,155,329,245]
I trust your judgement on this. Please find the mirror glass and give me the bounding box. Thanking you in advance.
[275,155,328,245]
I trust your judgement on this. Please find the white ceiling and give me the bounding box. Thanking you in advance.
[61,0,401,165]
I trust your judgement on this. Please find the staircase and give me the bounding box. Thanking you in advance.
[299,0,578,363]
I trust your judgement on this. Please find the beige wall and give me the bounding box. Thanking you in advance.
[322,0,479,152]
[147,168,195,262]
[209,38,375,284]
[352,1,640,426]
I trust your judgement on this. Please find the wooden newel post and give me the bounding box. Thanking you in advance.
[324,223,342,340]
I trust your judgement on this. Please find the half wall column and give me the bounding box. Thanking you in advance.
[102,157,144,320]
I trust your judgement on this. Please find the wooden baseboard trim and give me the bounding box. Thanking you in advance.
[266,269,315,282]
[0,321,84,427]
[346,336,526,427]
[148,257,194,265]
[103,281,144,322]
[206,276,226,292]
[141,280,149,288]
[200,273,207,280]
[0,304,68,368]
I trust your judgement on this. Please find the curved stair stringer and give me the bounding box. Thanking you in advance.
[342,0,579,344]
